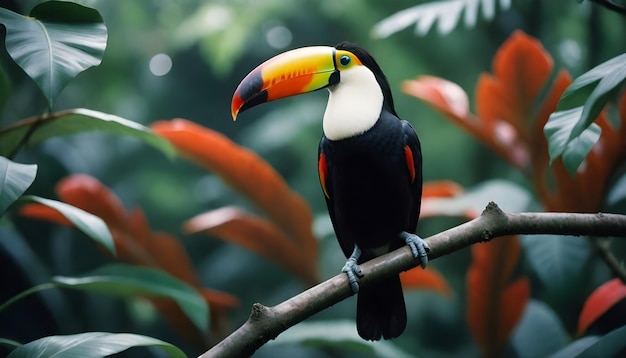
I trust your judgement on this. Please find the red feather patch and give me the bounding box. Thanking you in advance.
[404,145,416,183]
[318,153,329,199]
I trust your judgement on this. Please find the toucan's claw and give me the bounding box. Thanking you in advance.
[342,246,363,293]
[400,231,430,269]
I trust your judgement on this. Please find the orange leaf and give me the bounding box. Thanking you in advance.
[184,206,319,285]
[466,236,530,358]
[422,180,464,199]
[400,267,452,296]
[578,278,626,335]
[402,75,469,119]
[476,30,553,142]
[152,119,318,270]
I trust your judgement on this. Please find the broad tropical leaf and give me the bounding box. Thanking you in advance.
[0,2,107,106]
[0,157,37,215]
[152,118,318,279]
[7,332,185,358]
[185,206,317,285]
[53,264,209,333]
[510,300,569,357]
[578,278,626,335]
[400,266,451,295]
[467,236,530,358]
[20,195,115,256]
[0,108,176,158]
[575,325,626,357]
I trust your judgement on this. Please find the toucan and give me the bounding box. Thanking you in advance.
[231,42,429,341]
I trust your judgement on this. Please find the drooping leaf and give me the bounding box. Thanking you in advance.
[0,2,107,107]
[53,264,209,333]
[6,332,185,358]
[545,106,602,173]
[20,195,115,256]
[0,157,37,215]
[0,108,176,158]
[400,267,452,295]
[467,236,531,358]
[267,320,413,358]
[578,278,626,335]
[152,118,317,274]
[185,206,318,285]
[510,300,570,358]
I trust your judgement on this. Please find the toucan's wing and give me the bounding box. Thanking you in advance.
[401,120,423,233]
[318,137,354,258]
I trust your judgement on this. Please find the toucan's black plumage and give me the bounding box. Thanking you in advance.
[231,41,429,341]
[318,42,424,340]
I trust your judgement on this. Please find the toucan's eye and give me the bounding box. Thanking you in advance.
[339,55,351,66]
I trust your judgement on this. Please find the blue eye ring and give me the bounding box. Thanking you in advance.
[339,55,351,66]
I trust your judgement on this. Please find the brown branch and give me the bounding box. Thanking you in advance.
[198,203,626,358]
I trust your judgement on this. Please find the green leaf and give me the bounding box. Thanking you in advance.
[0,1,107,107]
[267,320,413,358]
[548,336,600,358]
[0,108,176,158]
[20,195,115,256]
[0,337,21,350]
[511,300,569,358]
[558,53,626,110]
[544,106,602,173]
[520,234,590,292]
[576,325,626,357]
[0,157,37,215]
[6,332,186,358]
[52,264,209,333]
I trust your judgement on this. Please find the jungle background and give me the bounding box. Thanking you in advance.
[1,0,626,357]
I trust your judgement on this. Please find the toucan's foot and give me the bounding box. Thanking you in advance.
[342,246,363,293]
[400,231,430,269]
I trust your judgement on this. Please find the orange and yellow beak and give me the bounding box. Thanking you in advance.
[231,46,342,120]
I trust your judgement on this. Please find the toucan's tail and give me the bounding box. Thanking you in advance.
[356,275,407,340]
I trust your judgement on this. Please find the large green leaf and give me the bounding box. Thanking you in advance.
[576,325,626,357]
[52,264,209,333]
[20,195,115,256]
[0,1,107,107]
[0,108,176,157]
[6,332,186,358]
[266,320,413,357]
[544,106,602,174]
[520,234,590,292]
[0,157,37,215]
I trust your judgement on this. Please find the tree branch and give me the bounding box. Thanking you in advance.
[198,203,626,358]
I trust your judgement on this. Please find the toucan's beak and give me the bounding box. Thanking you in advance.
[231,46,339,120]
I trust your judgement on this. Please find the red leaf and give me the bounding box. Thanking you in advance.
[152,119,318,272]
[402,75,469,119]
[466,237,530,358]
[400,267,452,296]
[422,180,464,199]
[578,278,626,335]
[184,206,319,285]
[20,204,72,225]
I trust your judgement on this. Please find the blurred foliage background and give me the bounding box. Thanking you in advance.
[1,0,626,357]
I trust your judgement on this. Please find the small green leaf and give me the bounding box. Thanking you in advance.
[268,320,413,358]
[0,157,37,215]
[0,108,176,158]
[572,62,626,139]
[52,264,209,333]
[20,195,115,256]
[6,332,186,358]
[0,337,21,350]
[0,1,107,107]
[511,300,569,357]
[544,107,602,173]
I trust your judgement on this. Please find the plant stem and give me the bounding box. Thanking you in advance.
[0,282,57,314]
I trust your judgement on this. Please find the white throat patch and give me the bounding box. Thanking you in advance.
[322,66,383,141]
